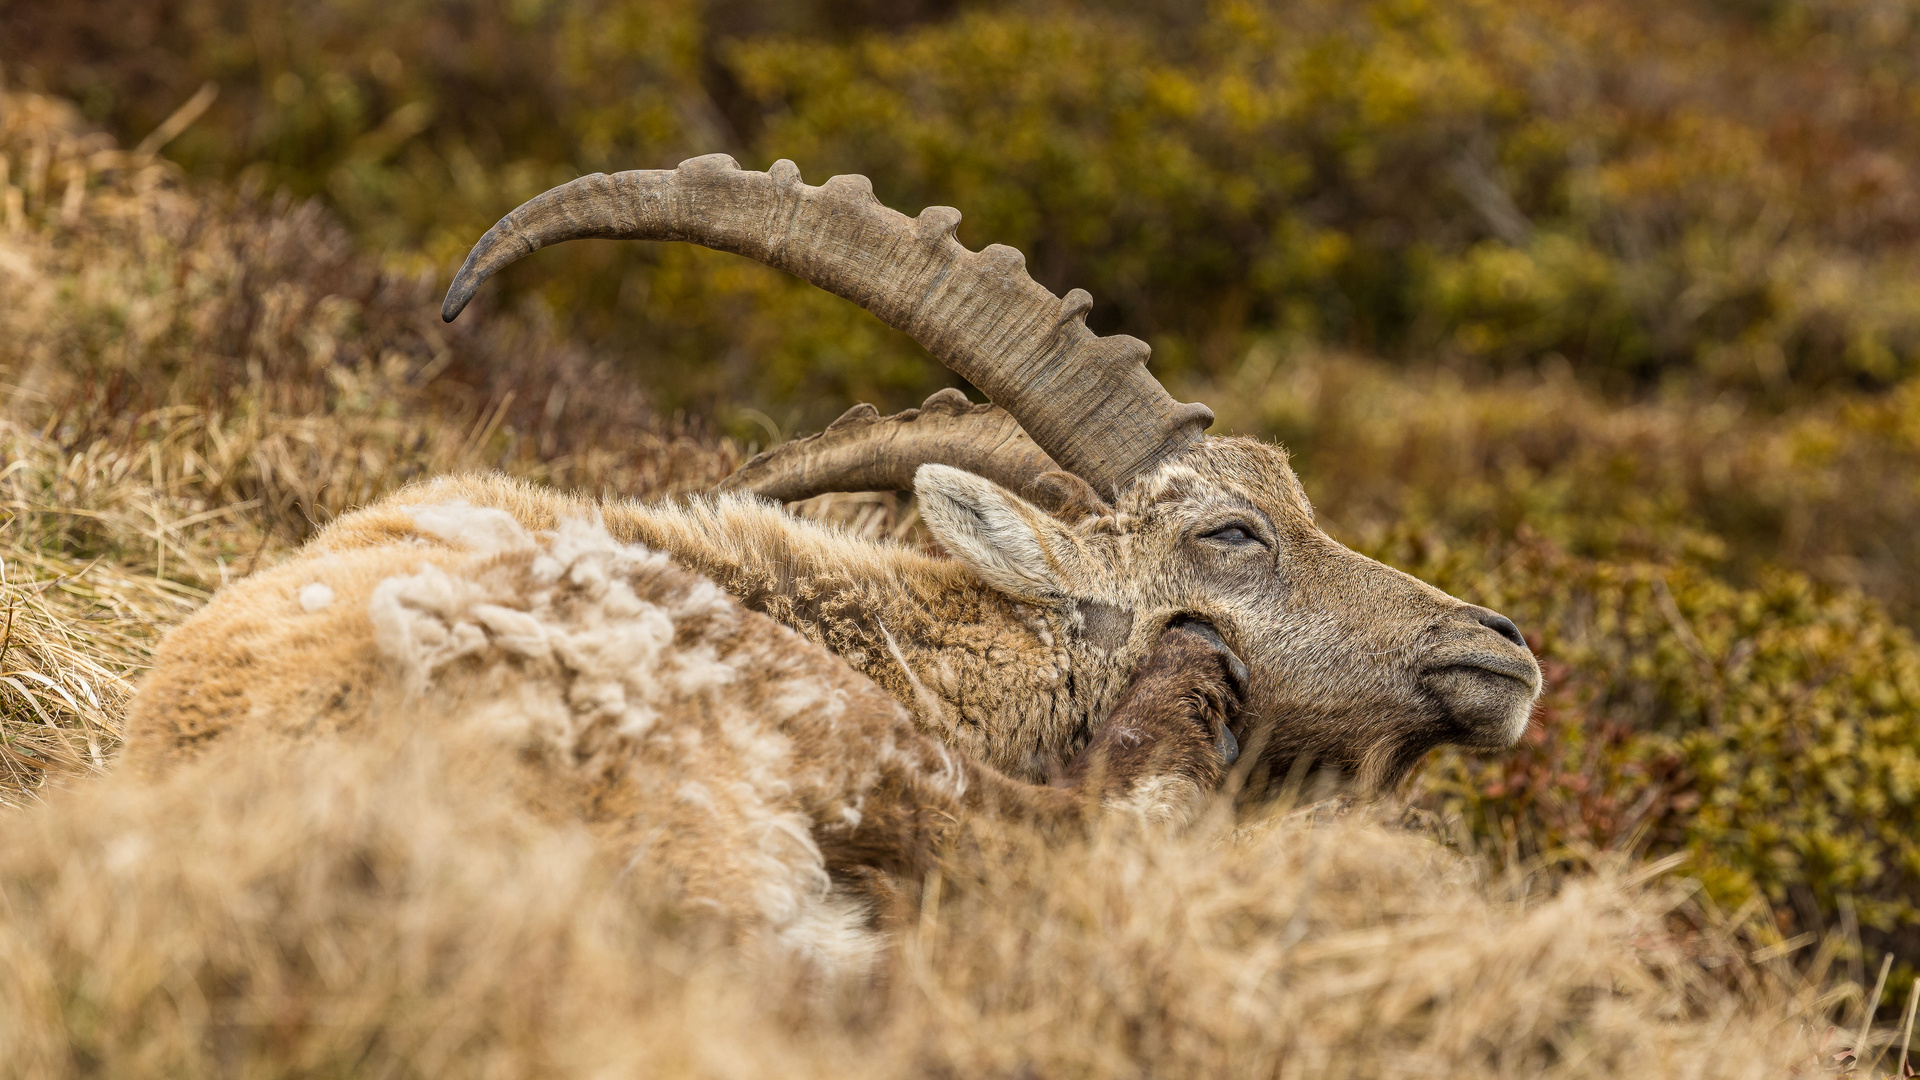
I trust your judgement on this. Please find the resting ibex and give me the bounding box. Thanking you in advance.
[433,154,1543,792]
[124,154,1540,969]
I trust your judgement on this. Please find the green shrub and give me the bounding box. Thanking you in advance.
[1204,347,1920,988]
[731,0,1920,394]
[1202,347,1920,623]
[1395,532,1920,994]
[13,0,1920,409]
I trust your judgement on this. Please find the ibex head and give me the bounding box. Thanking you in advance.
[442,154,1541,792]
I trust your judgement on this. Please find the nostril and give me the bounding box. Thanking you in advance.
[1468,606,1528,648]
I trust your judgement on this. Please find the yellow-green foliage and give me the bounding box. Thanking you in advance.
[17,0,1920,407]
[1408,537,1920,976]
[729,0,1920,395]
[14,0,1920,617]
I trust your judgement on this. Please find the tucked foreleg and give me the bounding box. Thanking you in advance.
[1062,617,1249,818]
[815,617,1249,882]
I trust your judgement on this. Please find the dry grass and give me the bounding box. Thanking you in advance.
[0,728,1833,1078]
[0,89,1909,1078]
[0,551,184,802]
[0,88,734,796]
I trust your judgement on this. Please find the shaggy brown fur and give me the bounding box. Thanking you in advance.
[123,500,1240,970]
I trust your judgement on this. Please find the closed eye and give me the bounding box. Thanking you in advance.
[1200,523,1264,546]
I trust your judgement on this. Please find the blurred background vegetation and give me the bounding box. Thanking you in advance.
[5,0,1920,1007]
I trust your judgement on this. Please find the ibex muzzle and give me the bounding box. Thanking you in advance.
[443,154,1542,791]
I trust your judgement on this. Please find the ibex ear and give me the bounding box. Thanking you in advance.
[915,464,1082,602]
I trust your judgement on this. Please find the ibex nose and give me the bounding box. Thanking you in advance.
[1467,606,1528,649]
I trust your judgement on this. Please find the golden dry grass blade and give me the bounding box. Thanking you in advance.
[1898,979,1919,1078]
[0,734,1822,1078]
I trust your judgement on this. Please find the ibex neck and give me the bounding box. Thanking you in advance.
[599,495,1120,782]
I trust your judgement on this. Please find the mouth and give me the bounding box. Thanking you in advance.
[1439,653,1541,691]
[1421,656,1542,749]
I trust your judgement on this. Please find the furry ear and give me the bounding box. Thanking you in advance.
[915,464,1083,602]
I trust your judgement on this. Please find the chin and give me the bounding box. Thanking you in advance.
[1457,697,1536,749]
[1423,668,1540,751]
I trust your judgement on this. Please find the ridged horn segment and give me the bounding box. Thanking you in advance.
[441,154,1213,490]
[719,388,1060,503]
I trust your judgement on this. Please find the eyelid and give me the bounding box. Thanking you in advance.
[1202,522,1267,546]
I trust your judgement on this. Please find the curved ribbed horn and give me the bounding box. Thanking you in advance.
[442,154,1212,492]
[720,388,1059,504]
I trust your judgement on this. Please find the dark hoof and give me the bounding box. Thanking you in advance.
[1168,615,1251,701]
[1167,615,1249,765]
[1215,721,1240,766]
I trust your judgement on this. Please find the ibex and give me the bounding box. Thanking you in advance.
[433,154,1543,791]
[122,154,1540,969]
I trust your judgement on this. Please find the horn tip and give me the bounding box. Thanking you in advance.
[1173,401,1216,432]
[441,286,472,323]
